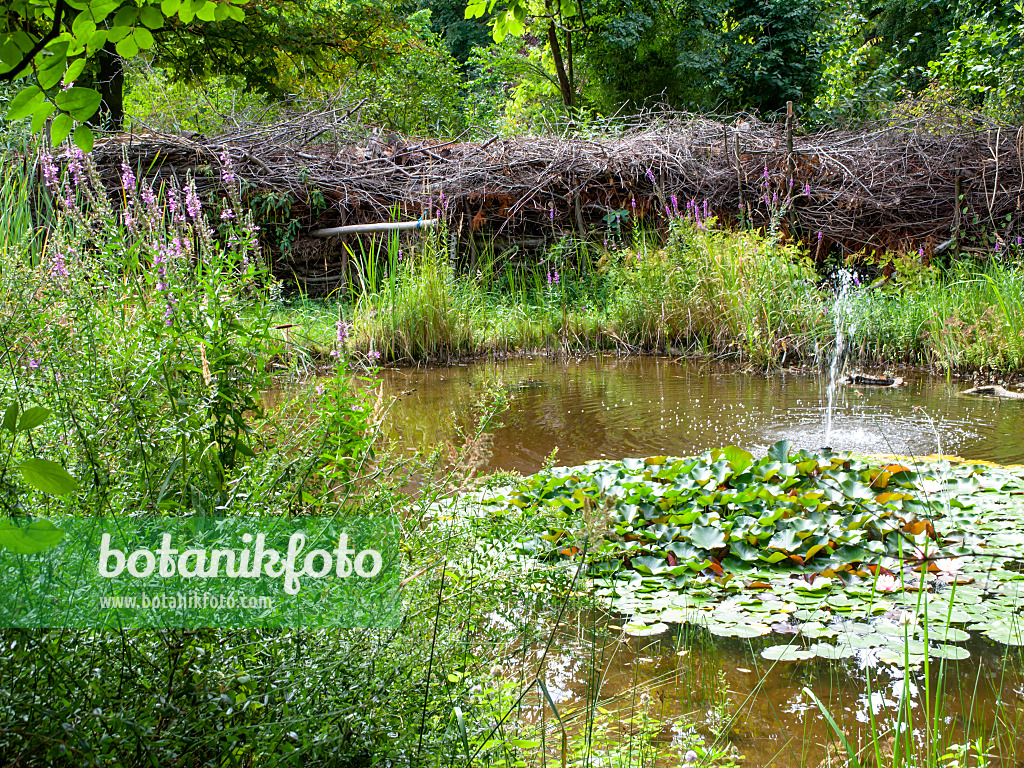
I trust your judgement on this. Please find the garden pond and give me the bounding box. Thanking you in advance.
[375,357,1024,766]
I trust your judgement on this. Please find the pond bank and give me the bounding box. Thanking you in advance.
[272,222,1024,375]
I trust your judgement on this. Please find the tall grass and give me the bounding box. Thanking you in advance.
[281,214,1024,373]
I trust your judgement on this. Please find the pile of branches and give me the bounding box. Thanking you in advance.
[87,103,1024,285]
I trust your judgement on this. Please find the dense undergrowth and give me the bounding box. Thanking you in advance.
[276,213,1024,375]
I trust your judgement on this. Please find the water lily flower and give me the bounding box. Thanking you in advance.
[874,573,898,592]
[934,557,964,575]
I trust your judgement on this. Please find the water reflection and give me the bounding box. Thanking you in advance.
[515,617,1024,768]
[378,357,1024,474]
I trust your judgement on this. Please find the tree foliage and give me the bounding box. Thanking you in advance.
[1,0,247,149]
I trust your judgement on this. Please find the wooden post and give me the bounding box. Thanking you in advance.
[785,101,796,178]
[734,132,744,215]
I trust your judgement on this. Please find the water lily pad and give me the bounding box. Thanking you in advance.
[761,644,817,662]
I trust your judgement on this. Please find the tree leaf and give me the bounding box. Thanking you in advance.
[31,101,55,133]
[196,1,217,21]
[7,86,44,120]
[19,458,80,496]
[140,5,165,28]
[50,113,73,146]
[63,57,87,85]
[0,519,65,555]
[74,125,95,153]
[161,0,182,15]
[115,35,140,59]
[55,87,102,120]
[133,27,154,50]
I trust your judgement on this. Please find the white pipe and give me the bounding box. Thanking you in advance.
[309,218,439,237]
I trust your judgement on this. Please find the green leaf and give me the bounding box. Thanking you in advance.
[767,440,792,463]
[225,4,244,20]
[50,113,73,146]
[133,27,154,50]
[178,4,195,23]
[723,445,754,474]
[2,402,19,432]
[19,458,80,496]
[7,86,44,121]
[17,406,51,432]
[89,0,120,22]
[63,57,87,85]
[112,5,138,27]
[72,14,98,41]
[196,0,217,21]
[509,739,541,749]
[73,125,95,153]
[0,519,65,555]
[762,645,816,661]
[213,2,229,20]
[452,706,470,764]
[115,35,140,59]
[0,40,23,67]
[161,0,182,15]
[688,524,727,550]
[107,25,131,43]
[55,87,102,120]
[30,102,55,133]
[38,47,69,90]
[140,5,165,28]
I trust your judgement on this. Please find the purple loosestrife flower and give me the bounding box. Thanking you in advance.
[646,168,656,185]
[804,183,811,196]
[398,249,403,262]
[703,199,709,219]
[41,153,59,189]
[68,148,85,188]
[185,184,202,219]
[49,251,69,279]
[788,177,794,187]
[367,349,381,361]
[547,270,553,286]
[630,197,636,210]
[219,152,235,184]
[120,162,136,191]
[1018,236,1022,246]
[919,246,925,258]
[27,359,39,370]
[671,194,678,214]
[221,208,235,220]
[554,269,559,285]
[665,205,671,218]
[772,192,778,204]
[141,184,156,211]
[996,241,1001,253]
[549,206,554,220]
[817,231,823,242]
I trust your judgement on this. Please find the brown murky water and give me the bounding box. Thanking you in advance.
[371,357,1024,766]
[377,356,1024,474]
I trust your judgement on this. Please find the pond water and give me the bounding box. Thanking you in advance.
[377,356,1024,474]
[374,357,1024,766]
[520,618,1024,768]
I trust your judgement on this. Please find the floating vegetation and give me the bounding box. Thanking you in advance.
[471,443,1024,663]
